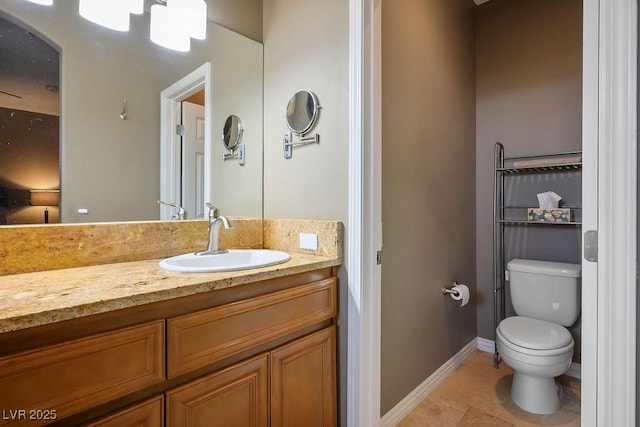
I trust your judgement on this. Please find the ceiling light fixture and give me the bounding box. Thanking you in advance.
[76,0,206,52]
[79,0,129,31]
[25,0,54,5]
[168,0,207,40]
[150,4,191,52]
[79,0,143,32]
[150,0,207,52]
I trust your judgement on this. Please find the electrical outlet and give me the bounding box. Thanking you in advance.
[299,233,318,250]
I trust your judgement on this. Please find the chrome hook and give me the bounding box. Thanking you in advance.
[120,99,127,120]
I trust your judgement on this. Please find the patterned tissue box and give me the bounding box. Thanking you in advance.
[527,208,572,223]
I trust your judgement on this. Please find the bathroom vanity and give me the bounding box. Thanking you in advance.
[0,251,340,426]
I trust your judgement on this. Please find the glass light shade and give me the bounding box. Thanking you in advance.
[168,0,207,40]
[79,0,130,32]
[128,0,143,15]
[25,0,54,5]
[30,190,60,206]
[150,4,190,52]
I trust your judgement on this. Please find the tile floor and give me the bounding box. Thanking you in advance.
[398,351,581,427]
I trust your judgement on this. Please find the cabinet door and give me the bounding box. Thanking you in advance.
[271,327,336,427]
[166,353,268,427]
[86,395,164,427]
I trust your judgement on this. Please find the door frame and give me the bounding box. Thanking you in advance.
[347,0,637,425]
[159,62,211,220]
[583,1,638,425]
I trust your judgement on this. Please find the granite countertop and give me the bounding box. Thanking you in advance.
[0,252,341,334]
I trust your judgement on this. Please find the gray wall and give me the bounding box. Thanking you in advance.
[475,0,583,340]
[262,0,349,424]
[380,0,477,415]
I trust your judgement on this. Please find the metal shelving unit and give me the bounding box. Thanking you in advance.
[492,142,582,368]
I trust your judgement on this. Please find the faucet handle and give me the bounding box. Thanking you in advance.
[205,202,219,218]
[158,200,187,220]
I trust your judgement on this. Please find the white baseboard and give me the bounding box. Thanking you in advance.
[380,339,478,427]
[477,337,495,353]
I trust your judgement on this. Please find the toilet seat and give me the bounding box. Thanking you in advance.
[497,316,573,356]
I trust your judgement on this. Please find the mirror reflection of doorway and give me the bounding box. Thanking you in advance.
[0,15,60,225]
[181,91,205,219]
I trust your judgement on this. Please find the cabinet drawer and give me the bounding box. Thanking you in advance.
[0,320,165,426]
[168,278,336,377]
[86,395,164,427]
[166,353,269,427]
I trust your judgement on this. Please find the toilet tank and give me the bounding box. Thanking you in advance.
[507,259,581,327]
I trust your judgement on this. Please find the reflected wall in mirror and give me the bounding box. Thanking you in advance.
[0,0,263,225]
[0,15,60,225]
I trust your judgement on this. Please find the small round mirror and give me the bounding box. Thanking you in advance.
[222,115,244,151]
[286,90,320,135]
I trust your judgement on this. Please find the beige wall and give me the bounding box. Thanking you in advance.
[380,0,477,415]
[262,0,349,424]
[263,0,349,221]
[475,0,583,339]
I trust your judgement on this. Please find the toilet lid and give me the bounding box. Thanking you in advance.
[498,316,573,350]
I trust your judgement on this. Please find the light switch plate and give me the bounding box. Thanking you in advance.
[299,233,318,251]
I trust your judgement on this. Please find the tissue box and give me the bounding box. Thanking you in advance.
[527,208,571,222]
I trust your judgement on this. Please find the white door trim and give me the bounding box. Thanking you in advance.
[159,62,211,220]
[591,1,637,425]
[581,1,599,423]
[348,0,382,425]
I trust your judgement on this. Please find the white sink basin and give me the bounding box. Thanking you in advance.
[159,249,291,273]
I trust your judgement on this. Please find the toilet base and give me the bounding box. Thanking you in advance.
[511,372,561,414]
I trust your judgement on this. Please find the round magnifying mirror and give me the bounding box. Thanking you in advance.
[286,90,320,135]
[222,115,244,151]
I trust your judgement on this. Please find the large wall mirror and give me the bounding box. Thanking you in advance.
[0,0,263,225]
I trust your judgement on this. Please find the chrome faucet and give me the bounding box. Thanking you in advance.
[196,203,233,255]
[157,200,187,220]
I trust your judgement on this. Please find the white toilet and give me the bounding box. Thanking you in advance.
[496,259,581,415]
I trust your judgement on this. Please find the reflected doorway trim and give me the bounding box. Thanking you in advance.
[160,62,211,220]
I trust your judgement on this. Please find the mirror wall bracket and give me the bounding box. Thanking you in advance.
[283,132,320,159]
[223,144,246,166]
[283,90,321,158]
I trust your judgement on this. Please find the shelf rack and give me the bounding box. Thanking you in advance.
[492,142,583,368]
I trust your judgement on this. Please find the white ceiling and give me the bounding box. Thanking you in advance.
[473,0,492,5]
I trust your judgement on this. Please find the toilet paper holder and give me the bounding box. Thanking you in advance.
[442,281,461,297]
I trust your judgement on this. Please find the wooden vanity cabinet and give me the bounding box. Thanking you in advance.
[0,268,337,427]
[165,326,336,427]
[165,276,337,427]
